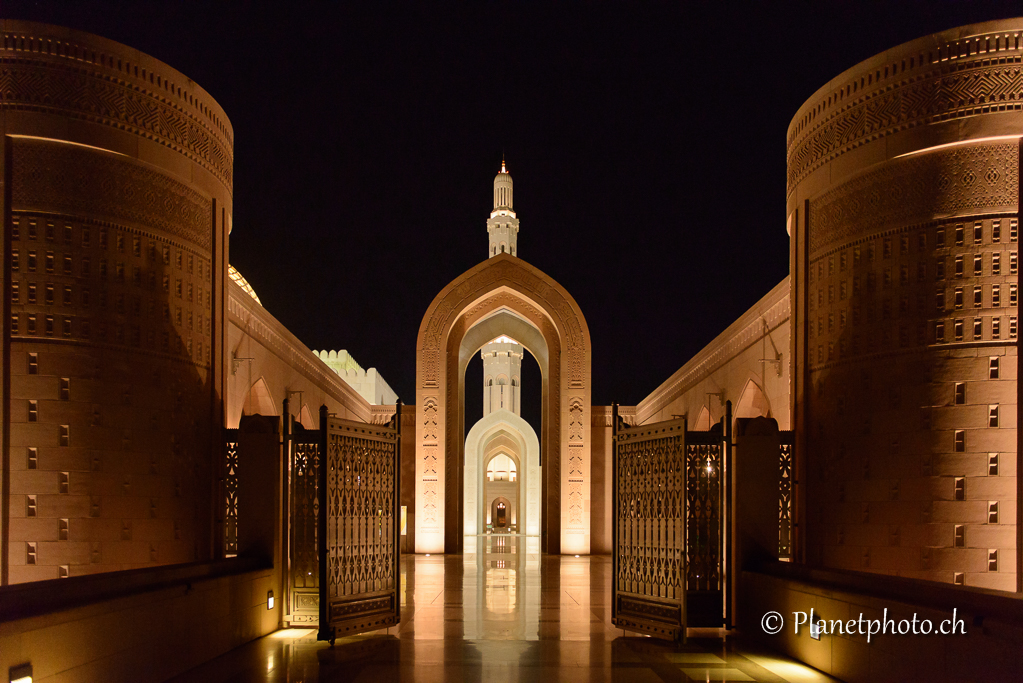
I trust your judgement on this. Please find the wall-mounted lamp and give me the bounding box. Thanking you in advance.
[267,590,274,610]
[231,356,254,375]
[10,663,32,683]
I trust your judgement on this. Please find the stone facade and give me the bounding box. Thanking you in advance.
[788,19,1022,589]
[1,20,233,583]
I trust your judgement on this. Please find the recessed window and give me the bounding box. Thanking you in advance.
[44,283,54,305]
[900,235,909,255]
[992,253,1000,275]
[918,232,927,251]
[988,453,998,475]
[62,317,71,339]
[28,400,38,422]
[992,285,1000,307]
[45,251,54,273]
[936,290,945,311]
[81,226,90,247]
[1011,219,1018,242]
[935,321,945,342]
[11,218,20,240]
[1011,284,1018,307]
[132,235,141,257]
[954,319,963,341]
[45,222,54,242]
[28,352,38,375]
[12,249,19,271]
[11,314,19,335]
[988,549,998,571]
[973,255,983,276]
[27,495,37,517]
[27,219,37,240]
[993,318,1001,338]
[955,225,964,246]
[27,250,36,272]
[953,525,965,548]
[11,282,20,304]
[989,405,999,428]
[59,518,69,540]
[27,314,36,334]
[989,357,1000,379]
[63,224,72,243]
[992,220,1001,243]
[27,447,37,469]
[162,245,171,265]
[954,477,966,500]
[988,501,999,523]
[1011,252,1018,274]
[45,315,54,337]
[59,378,70,400]
[955,288,964,309]
[59,425,70,446]
[116,233,124,252]
[973,318,982,339]
[1011,317,1018,339]
[954,430,966,452]
[63,286,72,306]
[974,223,983,244]
[27,542,37,565]
[954,382,965,405]
[954,256,963,278]
[936,228,945,247]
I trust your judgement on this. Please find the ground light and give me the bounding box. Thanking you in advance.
[267,590,274,610]
[9,663,32,683]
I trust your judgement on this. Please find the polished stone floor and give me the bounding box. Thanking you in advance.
[170,536,839,682]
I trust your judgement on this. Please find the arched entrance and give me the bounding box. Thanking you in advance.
[464,410,540,537]
[416,253,591,555]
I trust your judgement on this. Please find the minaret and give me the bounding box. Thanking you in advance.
[488,158,519,257]
[482,335,523,416]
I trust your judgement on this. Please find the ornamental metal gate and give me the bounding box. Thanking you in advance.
[611,404,730,642]
[317,404,402,645]
[285,419,322,626]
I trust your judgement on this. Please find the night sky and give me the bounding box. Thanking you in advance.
[7,2,1021,421]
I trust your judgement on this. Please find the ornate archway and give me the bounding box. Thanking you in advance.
[416,253,591,555]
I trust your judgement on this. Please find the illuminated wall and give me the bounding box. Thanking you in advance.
[0,21,232,583]
[788,20,1022,589]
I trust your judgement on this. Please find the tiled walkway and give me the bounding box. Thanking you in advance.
[170,536,839,682]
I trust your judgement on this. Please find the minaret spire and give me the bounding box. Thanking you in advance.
[488,158,519,257]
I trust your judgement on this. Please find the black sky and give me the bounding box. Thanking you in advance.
[6,1,1020,409]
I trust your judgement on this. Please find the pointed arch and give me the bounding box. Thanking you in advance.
[416,253,591,554]
[298,403,315,429]
[734,378,772,422]
[694,405,712,431]
[242,377,277,416]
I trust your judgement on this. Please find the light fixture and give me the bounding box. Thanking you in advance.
[10,663,32,683]
[574,555,580,558]
[425,553,430,557]
[267,590,274,610]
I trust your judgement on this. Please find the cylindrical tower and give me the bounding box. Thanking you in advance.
[482,336,523,416]
[788,20,1022,589]
[0,21,233,583]
[488,160,519,257]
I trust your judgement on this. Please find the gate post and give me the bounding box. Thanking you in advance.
[731,416,781,627]
[316,404,330,644]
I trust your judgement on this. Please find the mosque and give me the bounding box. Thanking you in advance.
[1,16,1022,683]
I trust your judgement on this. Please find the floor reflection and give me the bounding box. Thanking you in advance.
[169,545,840,682]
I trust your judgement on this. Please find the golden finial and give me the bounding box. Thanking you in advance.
[501,156,507,174]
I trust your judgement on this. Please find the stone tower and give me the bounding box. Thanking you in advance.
[482,336,523,415]
[488,159,519,257]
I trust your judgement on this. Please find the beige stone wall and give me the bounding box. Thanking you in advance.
[225,279,376,428]
[0,563,277,682]
[636,279,791,430]
[1,21,233,584]
[787,20,1022,589]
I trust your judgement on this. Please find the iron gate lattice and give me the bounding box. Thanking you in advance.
[288,425,321,625]
[684,430,725,627]
[611,407,687,642]
[318,403,402,644]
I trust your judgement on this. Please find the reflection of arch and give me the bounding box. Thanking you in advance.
[298,403,315,429]
[416,254,591,555]
[242,377,277,416]
[734,379,771,427]
[694,405,712,431]
[464,409,540,537]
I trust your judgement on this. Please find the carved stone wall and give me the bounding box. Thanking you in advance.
[790,19,1022,591]
[1,22,232,585]
[415,254,591,555]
